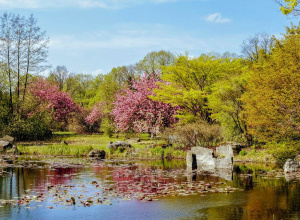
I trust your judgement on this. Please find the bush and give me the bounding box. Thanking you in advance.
[102,119,115,138]
[69,110,100,134]
[266,142,299,164]
[162,121,222,148]
[239,150,247,156]
[2,119,52,141]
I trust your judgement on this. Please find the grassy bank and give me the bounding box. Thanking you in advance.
[15,132,298,163]
[16,132,186,159]
[234,148,277,163]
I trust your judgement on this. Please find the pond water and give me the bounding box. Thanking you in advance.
[0,157,299,220]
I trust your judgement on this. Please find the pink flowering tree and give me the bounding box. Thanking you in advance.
[27,78,80,129]
[112,73,178,136]
[84,102,104,132]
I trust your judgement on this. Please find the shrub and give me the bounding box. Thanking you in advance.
[239,150,247,156]
[2,119,52,141]
[162,121,222,148]
[69,109,101,134]
[266,142,299,164]
[101,118,115,138]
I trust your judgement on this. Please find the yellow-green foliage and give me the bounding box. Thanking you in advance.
[265,142,299,163]
[242,24,300,142]
[280,0,298,15]
[152,54,244,123]
[208,70,250,144]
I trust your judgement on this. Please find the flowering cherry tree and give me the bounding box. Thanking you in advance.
[112,73,178,135]
[85,102,104,125]
[28,78,79,125]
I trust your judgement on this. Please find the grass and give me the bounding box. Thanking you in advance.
[234,147,277,163]
[16,132,186,159]
[18,144,98,157]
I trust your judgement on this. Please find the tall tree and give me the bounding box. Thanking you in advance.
[135,50,175,75]
[241,33,274,63]
[0,13,49,115]
[48,65,69,91]
[152,54,234,123]
[22,14,49,102]
[0,13,14,114]
[12,14,25,101]
[242,24,300,142]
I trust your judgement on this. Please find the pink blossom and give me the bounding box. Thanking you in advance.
[85,102,104,125]
[28,78,79,123]
[112,73,178,135]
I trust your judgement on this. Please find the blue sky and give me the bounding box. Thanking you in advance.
[0,0,297,75]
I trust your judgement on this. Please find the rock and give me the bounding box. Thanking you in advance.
[2,135,14,143]
[108,141,131,150]
[186,146,233,180]
[216,145,234,158]
[284,159,300,173]
[88,150,106,159]
[6,145,19,154]
[0,141,19,154]
[217,142,245,156]
[0,140,11,152]
[127,138,141,144]
[294,155,300,163]
[187,147,216,172]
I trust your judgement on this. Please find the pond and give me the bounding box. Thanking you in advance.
[0,157,299,220]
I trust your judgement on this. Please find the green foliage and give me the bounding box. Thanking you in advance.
[2,118,52,141]
[101,117,115,138]
[208,68,251,144]
[239,150,247,156]
[135,50,175,74]
[242,23,300,142]
[152,54,243,123]
[150,146,164,157]
[266,142,299,163]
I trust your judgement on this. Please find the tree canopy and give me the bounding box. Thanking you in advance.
[242,24,300,142]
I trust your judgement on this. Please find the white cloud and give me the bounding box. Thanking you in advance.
[91,68,104,75]
[49,24,209,52]
[0,0,179,9]
[205,13,231,23]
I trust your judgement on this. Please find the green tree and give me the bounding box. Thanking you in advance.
[135,50,175,75]
[152,54,238,123]
[241,23,300,142]
[208,67,251,144]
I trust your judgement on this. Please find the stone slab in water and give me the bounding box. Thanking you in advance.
[284,158,300,173]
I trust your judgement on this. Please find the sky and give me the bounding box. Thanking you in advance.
[0,0,298,75]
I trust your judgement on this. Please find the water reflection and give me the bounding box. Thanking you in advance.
[0,158,299,220]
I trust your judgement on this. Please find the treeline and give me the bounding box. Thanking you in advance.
[0,13,299,156]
